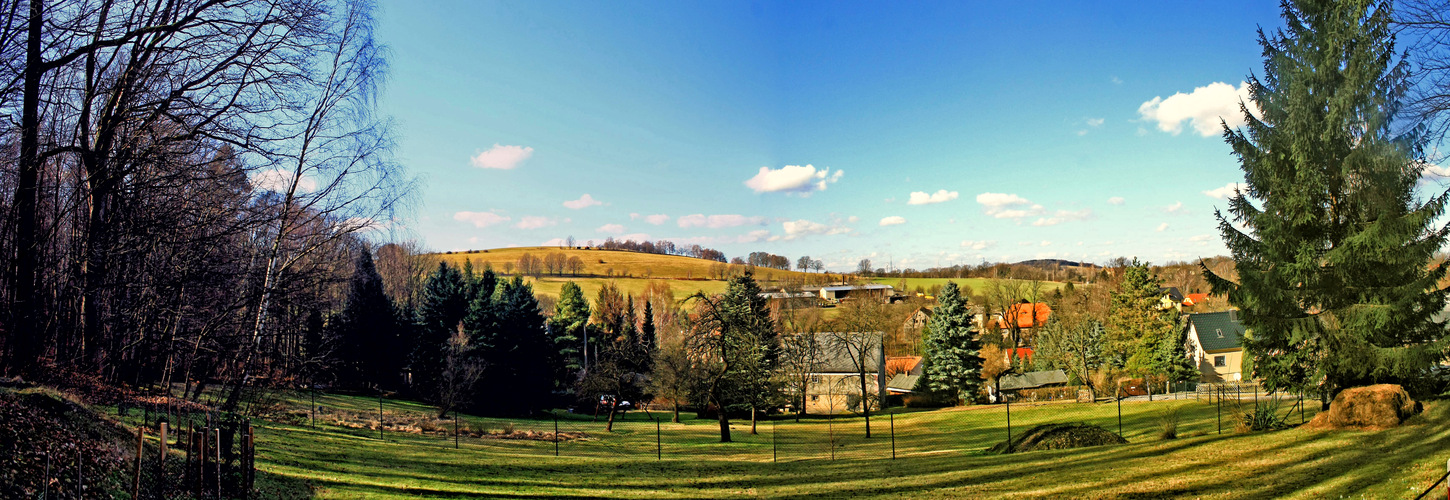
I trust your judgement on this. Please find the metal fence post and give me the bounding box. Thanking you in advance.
[1116,392,1122,438]
[1217,386,1222,434]
[41,452,49,500]
[1006,397,1012,446]
[378,392,384,441]
[771,420,777,463]
[890,413,896,460]
[655,417,661,461]
[454,410,460,449]
[553,413,559,457]
[214,427,221,500]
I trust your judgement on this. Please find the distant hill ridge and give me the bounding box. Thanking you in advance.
[1014,259,1098,269]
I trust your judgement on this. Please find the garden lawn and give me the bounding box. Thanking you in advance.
[247,391,1450,499]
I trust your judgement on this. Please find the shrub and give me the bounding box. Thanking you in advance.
[1158,406,1181,439]
[1239,401,1290,432]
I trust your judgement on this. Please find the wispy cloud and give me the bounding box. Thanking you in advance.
[252,169,317,193]
[1156,223,1170,232]
[1107,196,1125,205]
[1202,182,1247,199]
[879,216,907,226]
[677,214,767,229]
[597,223,626,234]
[1163,201,1187,214]
[744,165,842,195]
[470,144,534,169]
[775,219,852,241]
[454,211,509,228]
[961,240,997,250]
[563,194,603,209]
[515,216,557,229]
[976,192,1044,220]
[1031,209,1094,227]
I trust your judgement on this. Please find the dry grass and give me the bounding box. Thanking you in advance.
[233,390,1450,499]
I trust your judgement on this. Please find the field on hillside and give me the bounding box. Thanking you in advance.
[525,277,729,303]
[436,247,824,282]
[868,277,1068,297]
[206,390,1449,499]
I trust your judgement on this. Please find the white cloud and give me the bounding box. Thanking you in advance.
[1138,81,1260,137]
[677,214,766,228]
[1189,234,1214,245]
[454,211,509,228]
[470,144,534,169]
[1040,241,1052,247]
[252,169,317,193]
[961,240,997,250]
[1087,118,1105,127]
[597,223,626,234]
[1203,182,1247,199]
[1156,223,1170,232]
[1107,197,1125,205]
[540,237,568,246]
[848,216,860,224]
[1018,241,1033,247]
[976,192,1044,220]
[1031,209,1094,227]
[744,164,842,195]
[776,219,852,240]
[1164,201,1186,214]
[879,216,907,226]
[739,230,772,243]
[563,194,603,209]
[515,216,557,229]
[908,189,960,205]
[618,232,651,241]
[644,214,670,225]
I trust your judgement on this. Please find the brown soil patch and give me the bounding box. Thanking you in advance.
[1304,384,1422,430]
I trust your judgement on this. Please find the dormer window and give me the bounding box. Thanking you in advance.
[1216,328,1224,338]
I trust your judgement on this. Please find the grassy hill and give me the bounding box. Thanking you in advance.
[432,247,837,300]
[435,247,823,281]
[868,277,1069,297]
[137,389,1448,499]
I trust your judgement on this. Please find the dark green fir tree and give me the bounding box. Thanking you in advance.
[1206,0,1450,406]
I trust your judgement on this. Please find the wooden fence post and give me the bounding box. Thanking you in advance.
[197,426,206,499]
[41,452,49,500]
[132,428,144,499]
[76,448,82,500]
[214,428,222,500]
[158,422,168,498]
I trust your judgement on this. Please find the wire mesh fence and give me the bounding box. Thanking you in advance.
[274,386,1325,465]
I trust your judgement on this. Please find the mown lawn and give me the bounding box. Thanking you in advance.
[241,391,1449,499]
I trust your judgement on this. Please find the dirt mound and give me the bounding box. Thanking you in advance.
[1305,384,1422,430]
[0,387,135,499]
[989,422,1127,454]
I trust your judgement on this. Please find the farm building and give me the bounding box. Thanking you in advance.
[1184,310,1246,382]
[818,284,895,302]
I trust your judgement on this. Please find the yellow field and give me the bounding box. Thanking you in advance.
[524,276,728,303]
[435,247,825,281]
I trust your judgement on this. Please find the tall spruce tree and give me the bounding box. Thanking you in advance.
[412,262,470,399]
[337,248,400,389]
[1207,0,1450,405]
[549,282,590,389]
[483,276,554,414]
[922,282,982,404]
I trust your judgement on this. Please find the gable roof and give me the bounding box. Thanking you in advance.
[885,356,923,376]
[800,332,883,373]
[1184,293,1209,306]
[1187,310,1245,352]
[886,373,920,393]
[1005,302,1052,328]
[999,369,1069,391]
[1159,287,1185,302]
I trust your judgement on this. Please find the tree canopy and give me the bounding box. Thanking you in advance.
[1206,0,1450,401]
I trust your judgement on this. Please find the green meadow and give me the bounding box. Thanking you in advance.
[188,391,1450,499]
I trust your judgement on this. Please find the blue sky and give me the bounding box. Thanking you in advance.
[375,0,1292,271]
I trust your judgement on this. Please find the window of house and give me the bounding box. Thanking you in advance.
[810,395,819,402]
[810,376,821,384]
[1215,329,1224,338]
[1214,355,1226,367]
